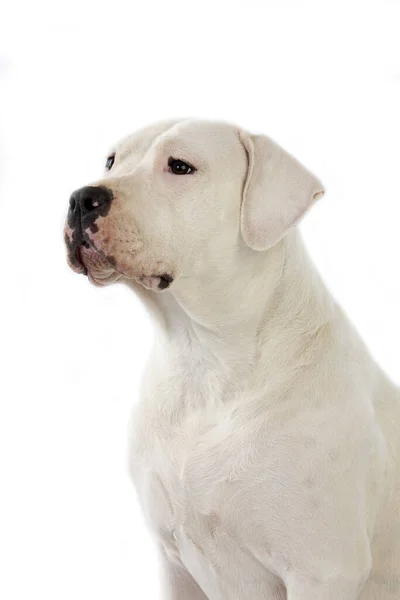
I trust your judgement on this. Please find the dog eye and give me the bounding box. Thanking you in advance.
[105,154,115,170]
[168,158,196,175]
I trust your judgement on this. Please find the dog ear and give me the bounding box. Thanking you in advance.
[239,131,325,251]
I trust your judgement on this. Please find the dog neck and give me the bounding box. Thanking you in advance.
[124,230,337,383]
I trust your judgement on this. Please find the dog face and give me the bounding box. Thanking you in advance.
[64,119,324,291]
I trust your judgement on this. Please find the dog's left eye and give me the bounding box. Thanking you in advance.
[105,154,115,170]
[168,158,196,175]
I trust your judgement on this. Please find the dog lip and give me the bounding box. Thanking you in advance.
[137,273,174,292]
[157,274,174,290]
[75,246,88,275]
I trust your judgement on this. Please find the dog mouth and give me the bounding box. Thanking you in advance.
[64,230,119,285]
[75,243,89,275]
[66,236,174,291]
[71,242,108,274]
[73,243,121,286]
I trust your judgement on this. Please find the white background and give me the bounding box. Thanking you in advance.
[1,1,399,598]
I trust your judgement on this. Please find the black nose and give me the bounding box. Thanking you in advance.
[69,185,113,217]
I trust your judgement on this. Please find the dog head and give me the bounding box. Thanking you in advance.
[64,119,324,291]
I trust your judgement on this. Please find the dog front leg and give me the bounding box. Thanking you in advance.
[159,549,209,600]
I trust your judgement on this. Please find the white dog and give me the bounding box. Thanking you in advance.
[65,119,400,599]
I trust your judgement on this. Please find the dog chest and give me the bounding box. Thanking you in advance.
[128,369,247,572]
[129,398,221,537]
[129,397,282,598]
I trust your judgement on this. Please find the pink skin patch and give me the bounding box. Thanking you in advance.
[64,223,86,275]
[85,227,99,244]
[84,225,111,255]
[64,224,74,243]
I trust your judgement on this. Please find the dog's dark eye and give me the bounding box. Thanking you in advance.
[105,154,115,170]
[168,157,196,175]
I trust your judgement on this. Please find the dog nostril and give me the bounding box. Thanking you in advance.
[70,185,112,216]
[78,186,112,214]
[83,196,100,212]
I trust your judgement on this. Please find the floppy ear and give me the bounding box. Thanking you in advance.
[239,131,325,251]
